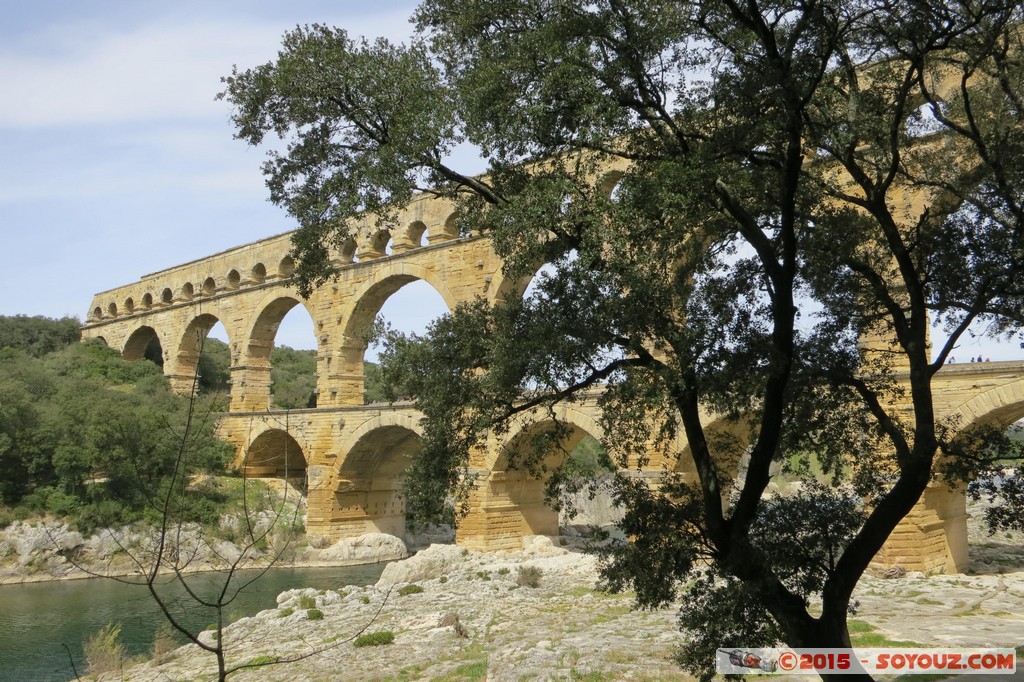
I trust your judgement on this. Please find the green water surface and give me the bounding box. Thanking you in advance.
[0,563,387,682]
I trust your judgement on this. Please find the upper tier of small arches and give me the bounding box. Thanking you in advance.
[88,212,461,323]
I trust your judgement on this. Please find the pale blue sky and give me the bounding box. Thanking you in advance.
[0,0,450,352]
[0,1,1019,361]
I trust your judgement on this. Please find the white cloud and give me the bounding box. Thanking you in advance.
[0,8,416,129]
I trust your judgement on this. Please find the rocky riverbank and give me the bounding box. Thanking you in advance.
[0,518,412,585]
[93,519,1024,682]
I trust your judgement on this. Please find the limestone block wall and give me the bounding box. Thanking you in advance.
[82,194,509,411]
[80,187,1024,572]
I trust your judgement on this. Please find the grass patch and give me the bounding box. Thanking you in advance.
[388,664,424,681]
[298,595,316,609]
[277,607,294,618]
[443,660,488,681]
[306,608,324,620]
[354,631,395,647]
[399,584,425,596]
[570,671,613,681]
[848,620,920,647]
[244,656,276,667]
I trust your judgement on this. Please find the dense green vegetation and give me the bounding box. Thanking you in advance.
[0,314,394,531]
[0,315,80,358]
[0,316,232,531]
[196,339,388,407]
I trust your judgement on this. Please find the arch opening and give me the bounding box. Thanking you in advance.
[278,255,295,278]
[406,221,428,249]
[202,277,217,296]
[142,292,153,309]
[123,326,164,368]
[343,276,451,405]
[367,229,393,258]
[161,288,173,304]
[336,425,421,539]
[244,429,308,492]
[227,269,241,289]
[946,399,1024,572]
[197,320,231,398]
[244,297,318,411]
[333,237,358,264]
[175,313,227,395]
[494,419,617,540]
[250,263,266,284]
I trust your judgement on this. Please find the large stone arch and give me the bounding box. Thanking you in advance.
[242,427,309,492]
[493,405,605,472]
[674,411,753,485]
[235,293,319,411]
[895,377,1024,574]
[168,311,229,395]
[122,325,165,367]
[334,263,458,406]
[332,417,424,539]
[945,379,1024,430]
[460,413,606,549]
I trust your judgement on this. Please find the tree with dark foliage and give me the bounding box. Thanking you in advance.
[221,2,1024,679]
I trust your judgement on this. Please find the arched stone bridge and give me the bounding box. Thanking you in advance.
[82,191,1024,574]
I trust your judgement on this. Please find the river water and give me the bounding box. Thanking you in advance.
[0,563,388,682]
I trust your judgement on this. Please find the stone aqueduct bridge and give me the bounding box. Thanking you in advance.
[82,192,1024,574]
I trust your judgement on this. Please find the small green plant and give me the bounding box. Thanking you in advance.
[451,659,488,680]
[360,595,371,604]
[439,575,449,583]
[461,548,470,556]
[278,607,295,618]
[516,565,543,588]
[245,656,276,666]
[497,567,510,575]
[398,583,425,596]
[354,630,396,647]
[307,608,324,620]
[83,623,125,676]
[298,595,316,609]
[476,570,491,581]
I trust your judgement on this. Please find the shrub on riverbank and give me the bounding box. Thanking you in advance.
[353,631,395,647]
[0,319,234,533]
[83,623,126,676]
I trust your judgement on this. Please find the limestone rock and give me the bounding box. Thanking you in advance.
[376,543,470,586]
[314,533,408,566]
[521,535,566,557]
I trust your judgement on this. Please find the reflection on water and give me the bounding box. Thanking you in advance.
[0,563,387,682]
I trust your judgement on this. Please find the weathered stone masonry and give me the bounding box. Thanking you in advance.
[82,191,1024,573]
